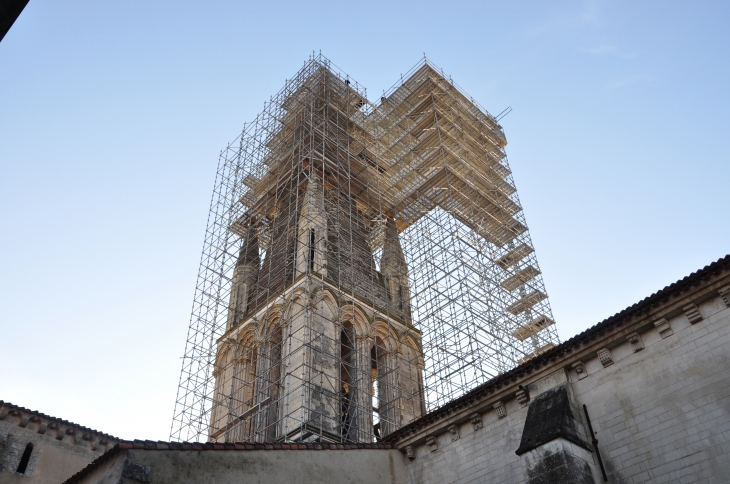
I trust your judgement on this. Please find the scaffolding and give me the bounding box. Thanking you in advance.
[170,55,559,444]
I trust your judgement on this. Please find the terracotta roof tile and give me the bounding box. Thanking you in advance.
[0,400,119,442]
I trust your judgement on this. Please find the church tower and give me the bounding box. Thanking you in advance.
[207,65,426,444]
[172,55,560,445]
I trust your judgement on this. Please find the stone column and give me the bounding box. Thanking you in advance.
[354,335,374,442]
[378,350,398,438]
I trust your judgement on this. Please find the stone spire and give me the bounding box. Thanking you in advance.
[380,218,411,324]
[226,226,260,330]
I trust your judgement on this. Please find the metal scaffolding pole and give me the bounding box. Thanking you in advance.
[170,55,559,444]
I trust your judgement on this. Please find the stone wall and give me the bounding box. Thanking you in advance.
[387,258,730,484]
[570,293,730,482]
[10,252,730,484]
[0,402,117,484]
[67,443,405,484]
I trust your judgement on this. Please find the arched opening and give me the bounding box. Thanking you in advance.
[371,345,380,441]
[339,321,356,441]
[16,442,33,474]
[264,324,283,441]
[370,336,389,441]
[210,348,232,438]
[231,336,257,441]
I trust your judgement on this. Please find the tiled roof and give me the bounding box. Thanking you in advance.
[64,440,396,484]
[0,400,119,441]
[124,440,392,450]
[384,254,730,442]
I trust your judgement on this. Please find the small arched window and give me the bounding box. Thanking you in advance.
[16,442,33,474]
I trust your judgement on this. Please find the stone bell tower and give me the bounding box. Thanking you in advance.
[207,65,426,444]
[173,55,561,448]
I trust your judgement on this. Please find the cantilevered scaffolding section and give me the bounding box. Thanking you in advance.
[170,55,559,444]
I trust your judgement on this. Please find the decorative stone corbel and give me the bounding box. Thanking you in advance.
[654,318,673,338]
[516,385,530,406]
[493,401,506,419]
[683,304,703,324]
[470,413,483,431]
[426,436,438,452]
[596,348,614,367]
[405,445,415,460]
[37,423,47,434]
[19,416,29,428]
[448,424,460,441]
[572,361,587,380]
[627,332,644,352]
[718,286,730,307]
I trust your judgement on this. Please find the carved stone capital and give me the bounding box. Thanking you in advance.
[683,303,703,324]
[627,332,644,352]
[654,318,673,339]
[516,386,530,406]
[426,436,438,452]
[572,361,587,380]
[470,413,483,431]
[493,401,506,419]
[597,348,614,367]
[718,286,730,307]
[405,445,415,460]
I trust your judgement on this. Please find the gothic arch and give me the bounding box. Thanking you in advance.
[400,333,424,366]
[340,304,371,339]
[255,307,283,342]
[210,342,235,439]
[373,320,399,352]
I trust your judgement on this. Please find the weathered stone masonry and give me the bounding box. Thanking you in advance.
[385,255,730,484]
[0,401,118,484]
[23,255,730,484]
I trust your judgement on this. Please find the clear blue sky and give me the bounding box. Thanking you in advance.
[1,1,728,441]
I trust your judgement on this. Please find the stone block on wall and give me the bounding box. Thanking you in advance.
[520,438,597,484]
[516,385,591,456]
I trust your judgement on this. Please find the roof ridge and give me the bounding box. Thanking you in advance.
[119,439,394,450]
[0,400,119,440]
